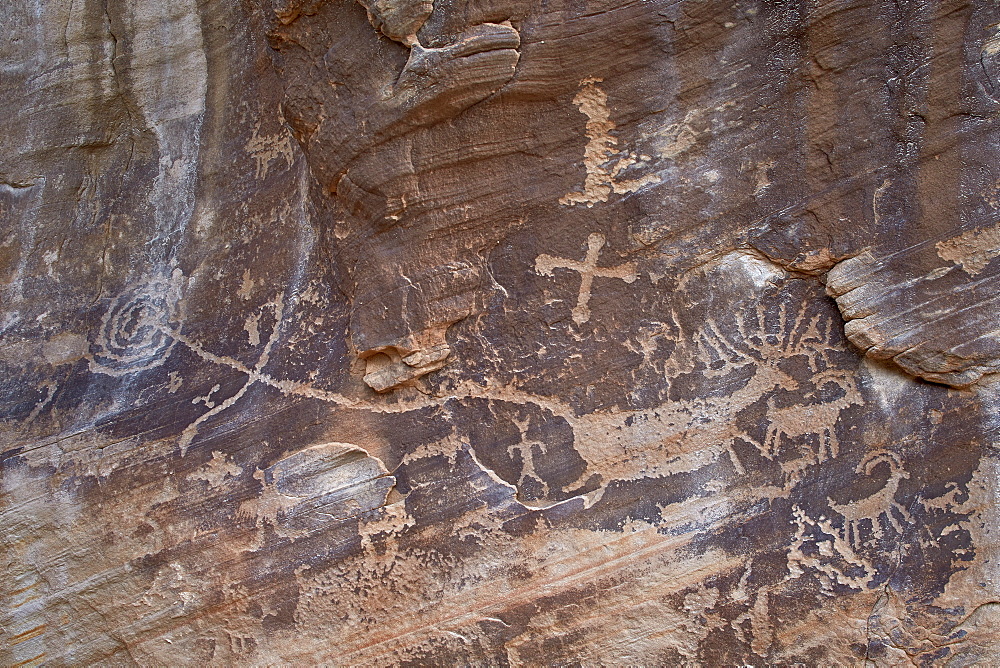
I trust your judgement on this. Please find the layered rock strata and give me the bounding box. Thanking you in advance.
[3,0,1000,664]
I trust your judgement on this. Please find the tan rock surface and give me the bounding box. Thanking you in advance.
[4,0,1000,664]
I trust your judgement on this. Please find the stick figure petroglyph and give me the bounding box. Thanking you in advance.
[535,233,638,325]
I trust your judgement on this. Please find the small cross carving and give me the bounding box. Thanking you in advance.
[535,233,638,325]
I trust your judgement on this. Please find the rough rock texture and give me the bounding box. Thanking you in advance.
[4,0,1000,664]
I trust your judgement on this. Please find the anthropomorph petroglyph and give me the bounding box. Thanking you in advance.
[535,233,638,325]
[560,78,658,207]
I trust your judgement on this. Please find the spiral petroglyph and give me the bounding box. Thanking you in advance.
[88,273,184,377]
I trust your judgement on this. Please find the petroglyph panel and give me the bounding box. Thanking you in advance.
[4,0,1000,665]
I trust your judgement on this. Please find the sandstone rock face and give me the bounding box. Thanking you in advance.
[4,0,1000,664]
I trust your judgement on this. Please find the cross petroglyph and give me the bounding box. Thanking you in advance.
[535,233,638,325]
